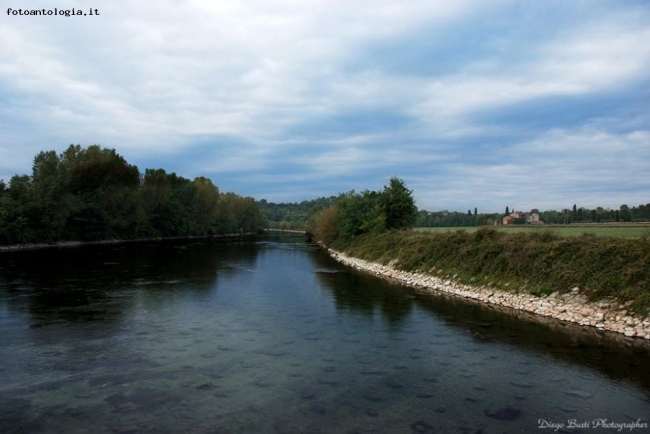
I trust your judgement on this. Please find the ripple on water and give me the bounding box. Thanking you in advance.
[384,380,404,390]
[509,381,533,389]
[484,406,523,421]
[410,420,433,433]
[4,237,650,433]
[105,388,184,414]
[253,348,288,357]
[0,397,31,431]
[564,390,593,399]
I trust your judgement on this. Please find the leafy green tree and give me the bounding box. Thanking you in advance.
[310,177,416,243]
[0,144,266,244]
[335,190,385,239]
[237,196,264,233]
[312,206,338,246]
[145,171,197,236]
[61,145,140,239]
[214,192,239,234]
[30,150,71,240]
[620,205,631,223]
[572,204,577,221]
[0,177,32,243]
[257,196,336,229]
[380,177,417,230]
[192,177,220,234]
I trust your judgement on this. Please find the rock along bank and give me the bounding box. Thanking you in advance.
[326,248,650,341]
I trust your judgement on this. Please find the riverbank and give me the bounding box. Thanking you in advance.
[326,247,650,340]
[264,229,306,234]
[0,233,258,253]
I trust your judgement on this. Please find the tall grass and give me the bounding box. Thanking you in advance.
[333,228,650,315]
[414,225,650,238]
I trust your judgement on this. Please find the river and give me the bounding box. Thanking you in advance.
[1,234,649,433]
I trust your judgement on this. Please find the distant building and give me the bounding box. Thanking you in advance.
[526,213,542,224]
[503,211,544,225]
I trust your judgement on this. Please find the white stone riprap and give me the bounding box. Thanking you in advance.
[327,248,650,340]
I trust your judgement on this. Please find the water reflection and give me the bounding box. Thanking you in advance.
[316,268,414,327]
[311,248,650,392]
[0,238,262,326]
[0,235,649,434]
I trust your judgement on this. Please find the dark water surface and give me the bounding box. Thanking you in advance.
[1,234,649,433]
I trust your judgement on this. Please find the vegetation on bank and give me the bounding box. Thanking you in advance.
[260,200,650,231]
[416,203,650,227]
[306,179,650,315]
[415,225,650,239]
[256,196,336,231]
[0,145,264,245]
[305,177,418,246]
[334,229,650,315]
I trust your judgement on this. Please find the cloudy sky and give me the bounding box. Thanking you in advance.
[1,0,649,212]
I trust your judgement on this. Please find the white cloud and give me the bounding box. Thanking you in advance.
[410,22,650,124]
[0,0,648,210]
[412,128,650,211]
[0,0,503,152]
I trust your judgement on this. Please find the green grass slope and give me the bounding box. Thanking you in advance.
[333,228,650,315]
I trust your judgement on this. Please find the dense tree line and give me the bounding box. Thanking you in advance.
[415,210,503,227]
[307,177,418,246]
[415,203,650,227]
[0,145,263,244]
[265,198,649,230]
[534,204,650,225]
[256,196,336,230]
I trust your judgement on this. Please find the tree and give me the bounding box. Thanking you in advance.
[0,176,32,243]
[30,150,70,240]
[312,177,416,243]
[572,204,577,221]
[505,206,510,216]
[192,177,220,234]
[313,206,338,246]
[620,205,631,223]
[335,190,385,239]
[61,145,140,239]
[256,196,336,230]
[380,177,417,230]
[0,144,267,244]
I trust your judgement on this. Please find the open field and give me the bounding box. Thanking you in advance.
[414,224,650,238]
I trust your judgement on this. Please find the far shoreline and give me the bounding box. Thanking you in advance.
[0,233,260,253]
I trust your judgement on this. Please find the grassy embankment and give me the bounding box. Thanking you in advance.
[332,228,650,315]
[415,224,650,238]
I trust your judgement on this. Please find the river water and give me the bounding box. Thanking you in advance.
[0,234,649,433]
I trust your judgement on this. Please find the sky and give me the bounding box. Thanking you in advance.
[1,0,649,212]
